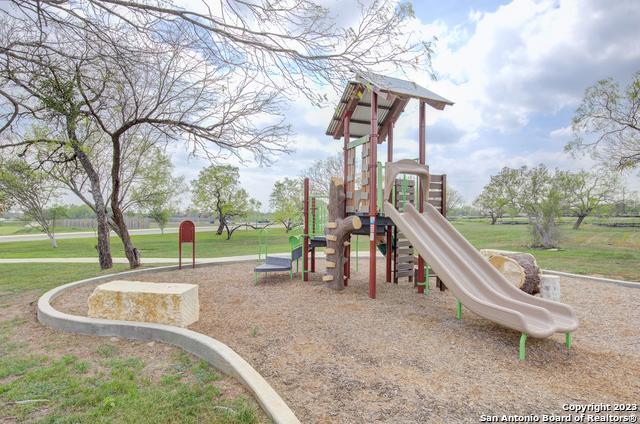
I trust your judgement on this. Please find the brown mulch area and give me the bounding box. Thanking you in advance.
[54,259,640,423]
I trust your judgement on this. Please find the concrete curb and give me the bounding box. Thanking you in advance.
[542,269,640,289]
[36,263,300,424]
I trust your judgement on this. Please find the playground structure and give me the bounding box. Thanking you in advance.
[300,71,578,358]
[254,190,329,282]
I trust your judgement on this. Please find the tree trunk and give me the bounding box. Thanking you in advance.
[216,212,226,235]
[529,216,558,248]
[49,234,57,248]
[111,136,140,268]
[573,215,586,230]
[490,213,497,225]
[323,177,362,290]
[67,118,112,269]
[481,250,541,295]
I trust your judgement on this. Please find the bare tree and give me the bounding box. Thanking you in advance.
[446,184,464,213]
[1,27,290,268]
[47,129,163,233]
[1,0,436,268]
[1,0,434,131]
[301,153,343,197]
[567,70,640,170]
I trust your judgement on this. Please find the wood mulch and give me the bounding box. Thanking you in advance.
[54,259,640,423]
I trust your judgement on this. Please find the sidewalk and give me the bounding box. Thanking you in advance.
[0,226,219,243]
[0,251,384,264]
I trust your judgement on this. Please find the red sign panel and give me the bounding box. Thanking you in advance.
[178,220,196,269]
[179,220,195,243]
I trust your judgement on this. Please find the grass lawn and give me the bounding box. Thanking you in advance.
[0,264,266,423]
[0,263,135,296]
[0,227,292,260]
[0,223,88,236]
[0,220,638,280]
[0,342,261,423]
[453,220,640,280]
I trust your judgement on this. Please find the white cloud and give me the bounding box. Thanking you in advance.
[549,125,572,140]
[167,0,640,208]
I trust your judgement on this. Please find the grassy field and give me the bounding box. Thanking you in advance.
[0,340,260,423]
[451,221,639,280]
[0,227,291,259]
[0,263,136,296]
[0,221,638,280]
[0,223,88,236]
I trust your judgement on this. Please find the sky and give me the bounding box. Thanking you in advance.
[167,0,640,209]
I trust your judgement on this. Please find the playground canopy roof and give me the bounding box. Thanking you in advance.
[325,71,454,141]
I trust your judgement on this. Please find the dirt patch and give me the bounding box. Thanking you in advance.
[54,259,640,423]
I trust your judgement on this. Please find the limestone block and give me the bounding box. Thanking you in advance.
[540,275,561,301]
[88,280,199,327]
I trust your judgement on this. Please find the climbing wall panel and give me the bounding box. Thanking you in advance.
[394,178,415,282]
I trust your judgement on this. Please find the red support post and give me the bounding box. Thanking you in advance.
[385,122,393,283]
[303,178,310,281]
[311,197,316,273]
[417,100,426,293]
[343,114,351,286]
[369,91,379,299]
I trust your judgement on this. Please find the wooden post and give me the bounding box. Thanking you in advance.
[385,122,393,283]
[417,100,426,294]
[343,114,351,285]
[369,91,379,299]
[303,178,309,282]
[324,177,362,289]
[311,197,316,273]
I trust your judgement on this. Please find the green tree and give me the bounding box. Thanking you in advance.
[270,178,303,232]
[514,165,564,249]
[0,190,11,215]
[557,169,620,229]
[191,165,257,240]
[131,148,185,234]
[0,159,60,247]
[445,184,465,215]
[474,167,521,224]
[567,70,640,170]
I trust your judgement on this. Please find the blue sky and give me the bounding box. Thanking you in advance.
[169,0,640,209]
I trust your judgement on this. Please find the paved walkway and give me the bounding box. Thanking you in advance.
[0,226,219,243]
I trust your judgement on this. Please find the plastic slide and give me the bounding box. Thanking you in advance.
[383,201,579,338]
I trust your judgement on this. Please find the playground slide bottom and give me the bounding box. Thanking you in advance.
[383,201,578,339]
